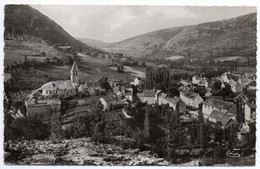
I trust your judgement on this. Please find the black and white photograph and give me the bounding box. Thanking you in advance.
[2,2,258,166]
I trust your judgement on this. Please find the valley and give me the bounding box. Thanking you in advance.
[3,4,257,167]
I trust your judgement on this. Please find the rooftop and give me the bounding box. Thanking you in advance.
[71,61,79,72]
[41,80,74,90]
[204,98,234,110]
[220,115,233,127]
[209,110,225,121]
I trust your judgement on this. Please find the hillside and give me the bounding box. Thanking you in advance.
[77,37,110,49]
[105,13,256,59]
[4,5,97,53]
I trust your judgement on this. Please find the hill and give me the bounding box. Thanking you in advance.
[4,5,98,53]
[105,13,256,59]
[77,37,109,49]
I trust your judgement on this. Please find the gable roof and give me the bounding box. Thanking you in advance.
[220,115,233,127]
[155,90,162,95]
[159,92,167,99]
[204,98,234,110]
[209,110,225,121]
[246,102,256,109]
[166,97,180,104]
[41,80,74,90]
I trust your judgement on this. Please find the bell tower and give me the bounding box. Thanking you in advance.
[71,61,80,87]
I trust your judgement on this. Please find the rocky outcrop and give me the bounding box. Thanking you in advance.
[4,138,170,165]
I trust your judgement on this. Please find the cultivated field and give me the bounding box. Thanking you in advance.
[4,39,63,67]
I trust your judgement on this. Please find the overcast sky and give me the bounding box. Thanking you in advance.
[31,5,256,43]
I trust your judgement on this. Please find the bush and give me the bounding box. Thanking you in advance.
[7,116,50,140]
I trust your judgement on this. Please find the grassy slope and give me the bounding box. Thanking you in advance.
[105,13,256,59]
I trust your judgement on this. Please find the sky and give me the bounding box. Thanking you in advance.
[31,5,256,43]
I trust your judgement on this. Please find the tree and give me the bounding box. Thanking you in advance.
[117,64,124,73]
[50,112,64,142]
[99,77,111,91]
[143,105,150,140]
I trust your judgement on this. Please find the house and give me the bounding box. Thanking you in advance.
[244,102,256,124]
[29,61,80,99]
[192,75,203,85]
[205,91,212,98]
[78,83,89,94]
[125,92,133,102]
[99,94,127,112]
[137,90,156,104]
[131,77,142,86]
[36,80,77,98]
[220,72,233,84]
[192,75,207,87]
[229,80,243,93]
[113,86,126,95]
[179,86,203,109]
[244,81,256,91]
[202,98,236,119]
[99,94,116,111]
[157,92,168,105]
[180,79,192,86]
[25,98,61,122]
[166,97,181,111]
[238,77,251,87]
[208,110,235,128]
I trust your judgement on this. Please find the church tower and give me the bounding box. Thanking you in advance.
[71,61,80,87]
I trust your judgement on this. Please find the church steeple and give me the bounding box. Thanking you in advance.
[71,61,80,86]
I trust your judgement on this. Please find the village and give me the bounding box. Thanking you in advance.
[3,4,257,166]
[20,61,256,127]
[4,58,256,162]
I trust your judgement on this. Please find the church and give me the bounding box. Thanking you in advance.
[28,61,83,99]
[25,61,89,121]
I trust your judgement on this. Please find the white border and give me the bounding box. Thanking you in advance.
[0,0,259,169]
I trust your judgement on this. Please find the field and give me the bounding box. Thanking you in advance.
[166,56,185,61]
[4,39,63,67]
[77,53,140,82]
[4,39,148,92]
[214,56,247,62]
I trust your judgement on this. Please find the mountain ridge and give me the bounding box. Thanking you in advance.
[104,13,256,59]
[4,5,99,53]
[77,37,110,49]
